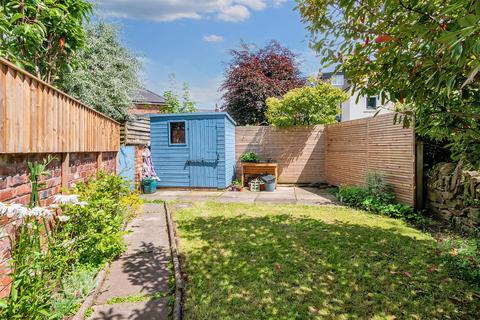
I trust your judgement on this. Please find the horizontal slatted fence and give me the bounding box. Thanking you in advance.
[325,113,415,206]
[121,116,150,146]
[236,126,326,183]
[0,58,120,153]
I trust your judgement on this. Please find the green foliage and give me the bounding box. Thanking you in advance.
[27,156,56,208]
[364,170,393,202]
[336,171,417,222]
[295,0,480,167]
[0,0,92,82]
[240,151,259,163]
[266,78,348,126]
[58,172,131,266]
[0,172,140,319]
[58,22,142,121]
[163,74,197,113]
[1,218,59,319]
[439,237,480,286]
[50,266,97,319]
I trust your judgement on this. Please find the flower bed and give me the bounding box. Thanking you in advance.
[0,172,141,319]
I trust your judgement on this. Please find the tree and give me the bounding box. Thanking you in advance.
[163,74,197,113]
[58,22,142,121]
[295,0,480,166]
[220,41,305,125]
[0,0,92,83]
[266,78,348,126]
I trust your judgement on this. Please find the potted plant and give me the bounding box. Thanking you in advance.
[240,151,260,163]
[230,179,244,192]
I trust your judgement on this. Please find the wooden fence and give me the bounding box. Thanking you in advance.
[236,126,326,184]
[0,58,120,154]
[325,113,416,206]
[236,114,416,206]
[121,115,150,146]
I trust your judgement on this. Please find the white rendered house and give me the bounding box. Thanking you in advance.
[322,72,393,121]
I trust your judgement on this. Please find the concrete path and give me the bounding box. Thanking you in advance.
[142,186,337,205]
[88,203,170,320]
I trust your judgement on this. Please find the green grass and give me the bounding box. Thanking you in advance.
[174,202,479,319]
[106,291,166,305]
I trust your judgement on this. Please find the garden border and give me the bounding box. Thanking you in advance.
[70,216,130,320]
[71,262,111,320]
[164,202,185,320]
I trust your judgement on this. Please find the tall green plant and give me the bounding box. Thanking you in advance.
[27,156,55,208]
[58,22,142,121]
[266,78,348,126]
[163,74,197,113]
[0,0,92,83]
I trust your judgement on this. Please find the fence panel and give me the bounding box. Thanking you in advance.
[236,125,326,184]
[325,113,416,206]
[0,58,120,153]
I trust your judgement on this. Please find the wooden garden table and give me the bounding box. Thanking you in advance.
[240,162,278,189]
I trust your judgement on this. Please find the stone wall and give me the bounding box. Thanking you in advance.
[426,161,480,233]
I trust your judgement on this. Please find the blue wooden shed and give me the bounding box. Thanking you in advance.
[150,112,236,189]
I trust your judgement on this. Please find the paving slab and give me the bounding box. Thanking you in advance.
[89,204,170,319]
[89,299,168,320]
[141,186,338,206]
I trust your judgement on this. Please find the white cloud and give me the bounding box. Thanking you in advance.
[217,5,250,22]
[203,34,224,42]
[236,0,267,10]
[95,0,285,23]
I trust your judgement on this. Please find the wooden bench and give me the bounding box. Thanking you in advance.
[240,162,278,189]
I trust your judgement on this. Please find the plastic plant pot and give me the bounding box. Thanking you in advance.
[142,178,157,194]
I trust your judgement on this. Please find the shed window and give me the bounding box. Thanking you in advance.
[170,122,186,144]
[366,96,377,110]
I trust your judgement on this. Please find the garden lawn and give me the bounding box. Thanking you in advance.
[174,202,479,319]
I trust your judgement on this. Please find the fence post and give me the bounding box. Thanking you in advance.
[61,153,70,191]
[96,152,103,173]
[115,151,119,174]
[415,140,425,210]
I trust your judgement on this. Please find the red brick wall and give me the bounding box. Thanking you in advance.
[0,152,117,205]
[0,151,117,298]
[134,146,144,188]
[0,154,63,206]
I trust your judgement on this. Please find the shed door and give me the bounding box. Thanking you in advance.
[188,119,218,188]
[118,146,135,191]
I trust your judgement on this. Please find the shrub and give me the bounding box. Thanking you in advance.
[240,152,260,163]
[336,172,416,222]
[57,172,131,267]
[266,78,348,127]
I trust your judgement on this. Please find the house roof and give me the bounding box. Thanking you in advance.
[133,88,167,105]
[320,71,345,80]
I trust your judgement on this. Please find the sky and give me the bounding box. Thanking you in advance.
[95,0,322,110]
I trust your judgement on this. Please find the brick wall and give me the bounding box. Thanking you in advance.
[0,152,117,205]
[134,146,144,188]
[0,151,117,298]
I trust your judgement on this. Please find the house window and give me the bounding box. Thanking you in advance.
[331,74,344,86]
[366,96,377,110]
[170,121,186,144]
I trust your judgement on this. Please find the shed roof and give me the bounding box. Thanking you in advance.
[149,112,236,125]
